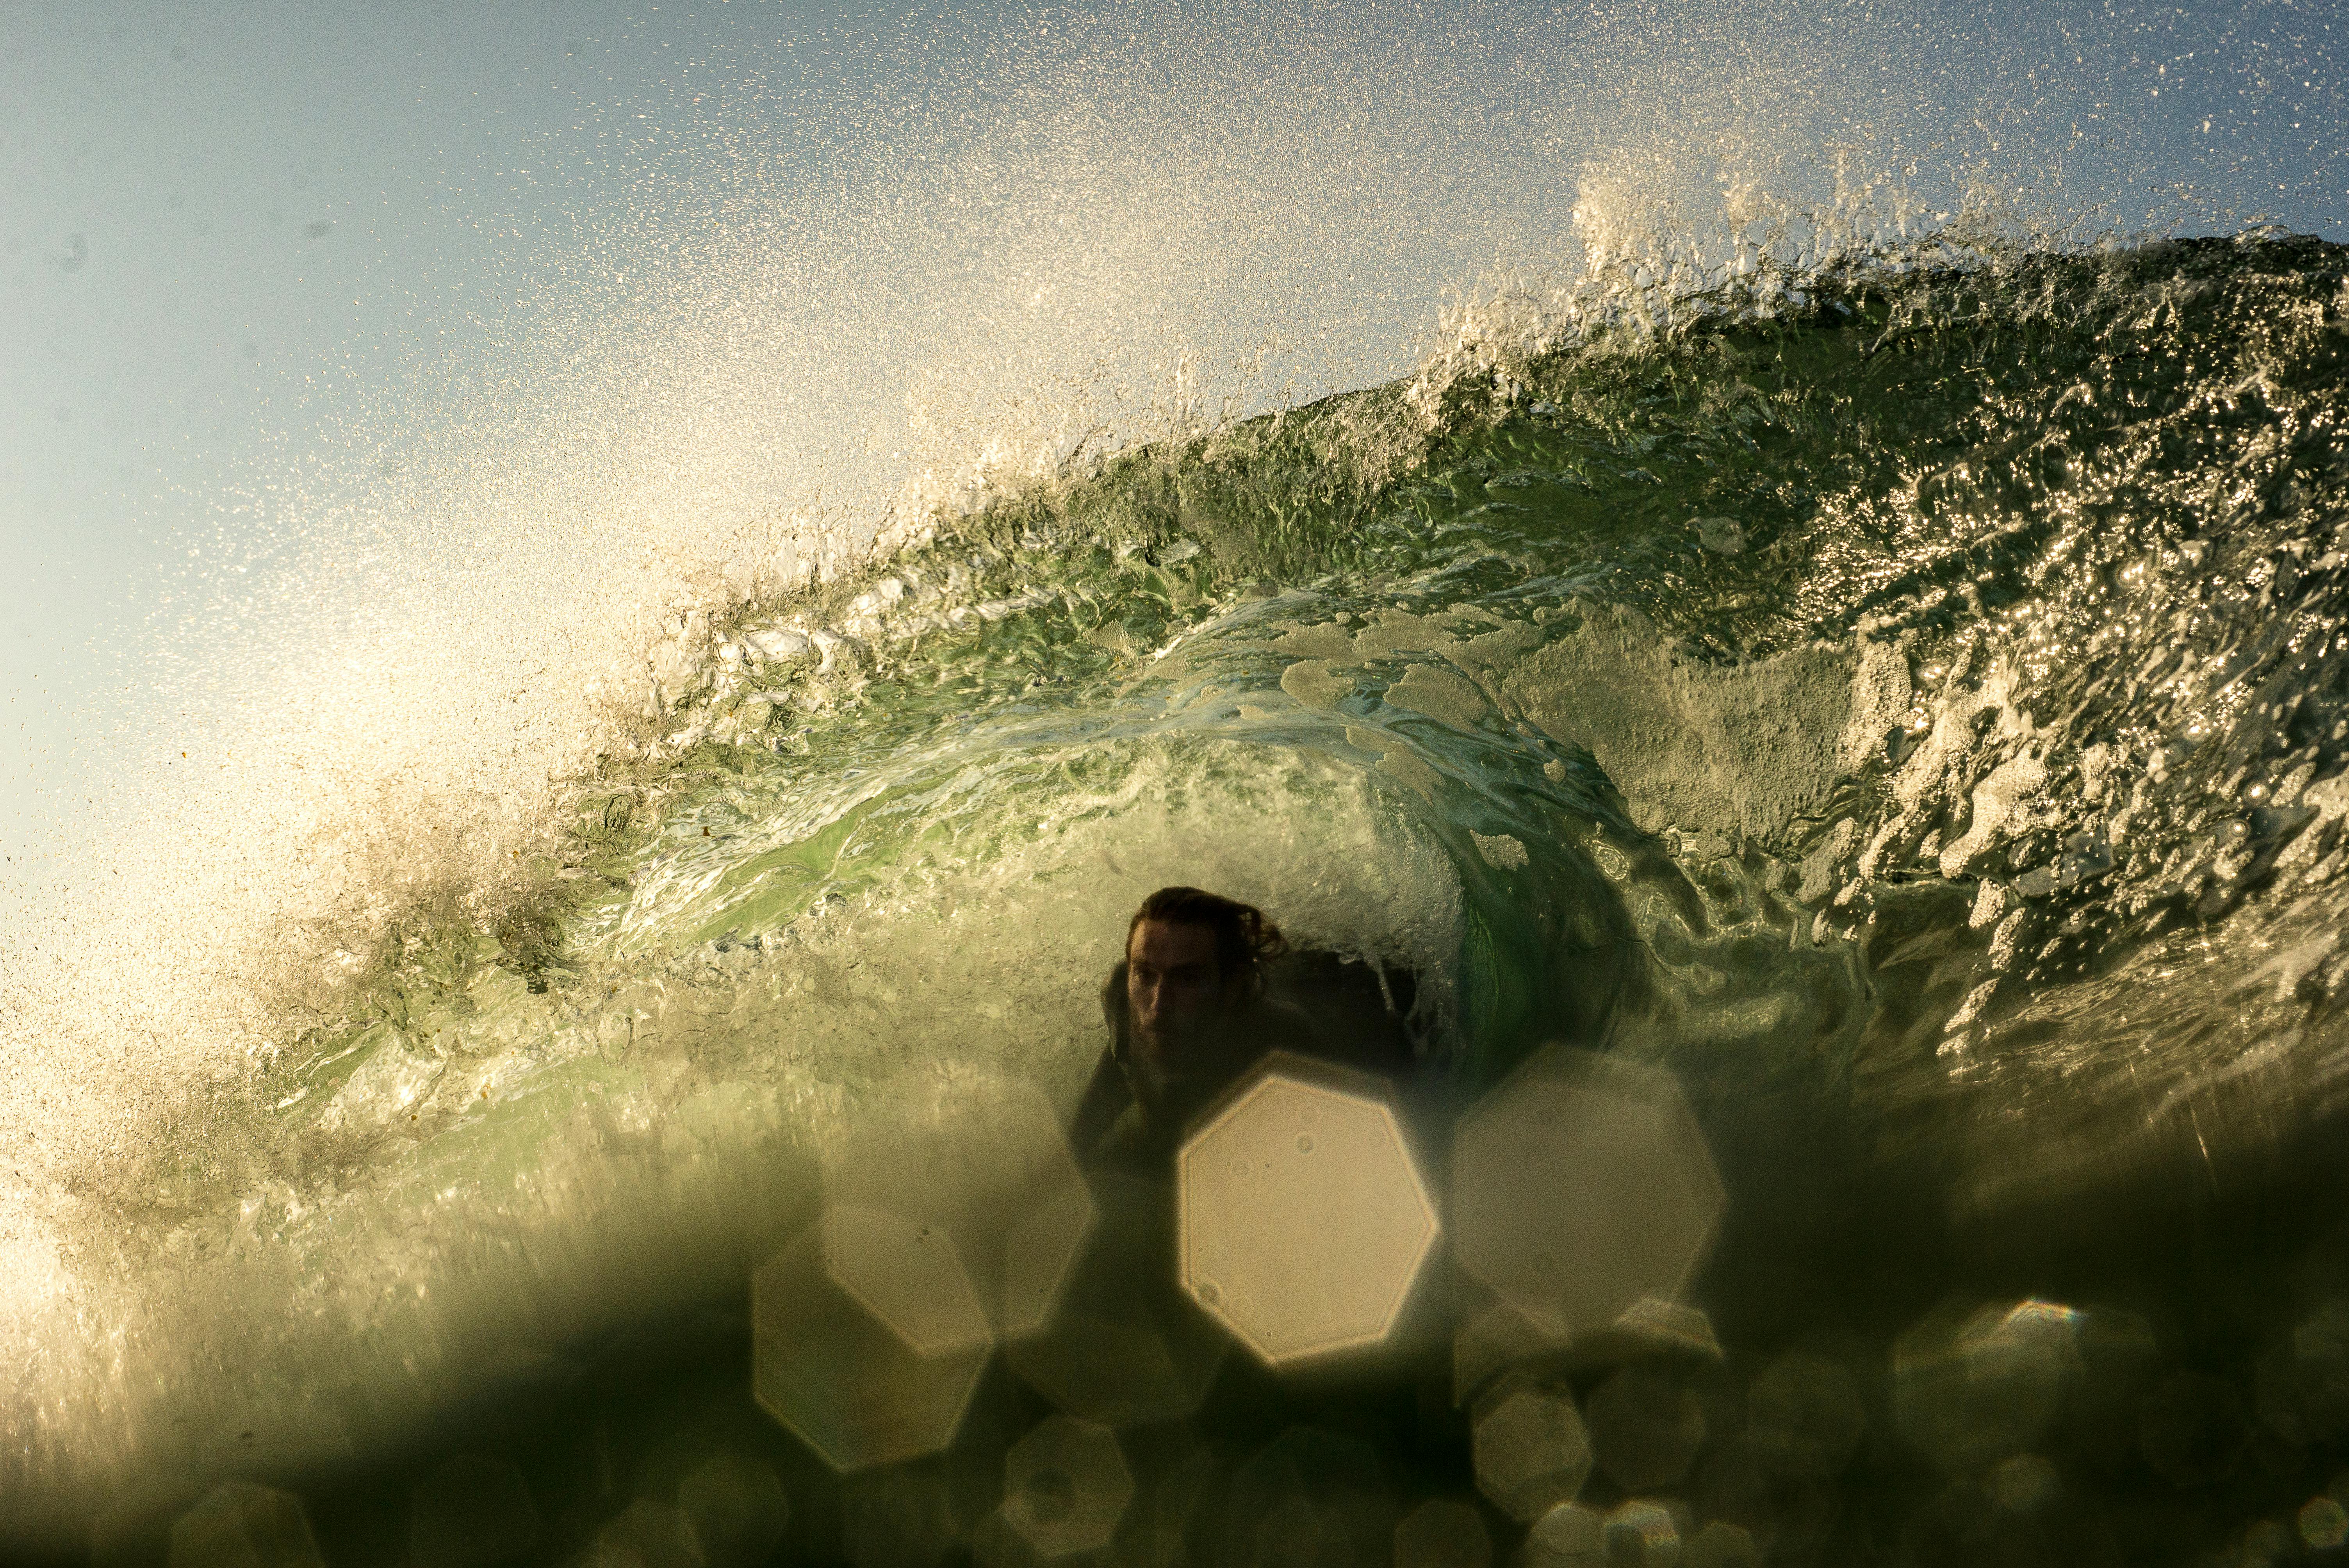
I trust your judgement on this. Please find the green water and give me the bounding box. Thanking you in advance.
[34,233,2349,1566]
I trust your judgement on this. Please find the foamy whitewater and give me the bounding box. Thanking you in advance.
[5,8,2349,1563]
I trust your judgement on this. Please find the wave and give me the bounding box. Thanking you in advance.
[9,225,2349,1566]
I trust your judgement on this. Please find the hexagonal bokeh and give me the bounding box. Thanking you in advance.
[1394,1497,1494,1568]
[1001,1415,1134,1559]
[1224,1427,1397,1568]
[1893,1297,2081,1473]
[752,1225,991,1472]
[1457,1294,1721,1401]
[1454,1294,1572,1406]
[1987,1453,2060,1512]
[2261,1297,2349,1444]
[1898,1470,2123,1566]
[678,1452,791,1568]
[1453,1047,1723,1340]
[822,1202,993,1356]
[1695,1433,1840,1562]
[2302,1496,2349,1552]
[1007,1303,1224,1431]
[597,1499,701,1568]
[1177,1055,1439,1365]
[169,1482,324,1568]
[1685,1520,1762,1568]
[824,1083,1096,1352]
[1472,1371,1593,1523]
[1745,1352,1866,1479]
[1520,1502,1606,1567]
[1566,1297,1725,1370]
[1604,1500,1684,1568]
[1587,1364,1708,1491]
[968,1435,1181,1568]
[1007,1171,1225,1429]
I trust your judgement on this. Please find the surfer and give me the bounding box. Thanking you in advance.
[1069,886,1324,1170]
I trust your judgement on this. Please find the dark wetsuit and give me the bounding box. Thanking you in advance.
[1069,962,1326,1173]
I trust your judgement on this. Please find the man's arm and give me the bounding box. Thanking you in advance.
[1067,1046,1132,1163]
[1067,962,1135,1161]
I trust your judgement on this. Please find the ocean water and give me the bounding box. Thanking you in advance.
[13,230,2349,1566]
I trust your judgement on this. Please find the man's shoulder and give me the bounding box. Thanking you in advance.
[1242,994,1419,1078]
[1242,995,1328,1053]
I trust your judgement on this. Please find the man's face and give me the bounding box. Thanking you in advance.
[1126,919,1228,1063]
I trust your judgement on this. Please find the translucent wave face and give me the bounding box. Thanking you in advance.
[2,2,2345,1542]
[27,233,2344,1506]
[15,0,2336,1205]
[5,721,1470,1493]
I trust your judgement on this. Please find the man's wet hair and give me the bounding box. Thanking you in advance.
[1126,886,1289,990]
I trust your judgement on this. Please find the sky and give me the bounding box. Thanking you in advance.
[2,0,2345,932]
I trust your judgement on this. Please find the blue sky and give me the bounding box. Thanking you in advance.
[2,0,2343,925]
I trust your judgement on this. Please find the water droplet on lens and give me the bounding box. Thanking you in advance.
[1296,1134,1315,1154]
[2301,1496,2349,1550]
[1023,1468,1076,1524]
